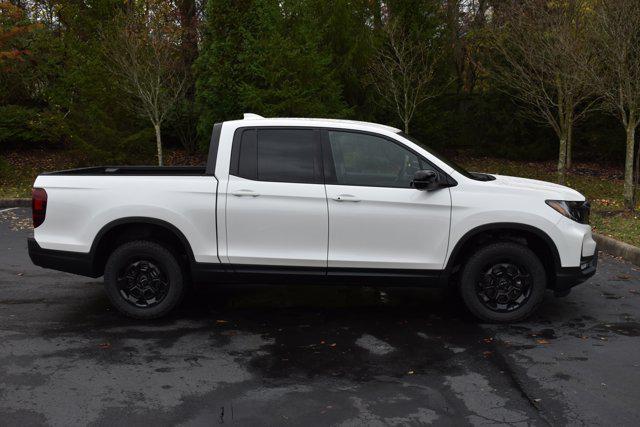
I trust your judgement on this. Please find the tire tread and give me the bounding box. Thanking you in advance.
[103,240,185,319]
[459,241,547,323]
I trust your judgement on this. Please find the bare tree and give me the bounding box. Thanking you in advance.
[103,3,186,165]
[173,0,200,153]
[586,0,640,210]
[369,20,442,134]
[490,0,597,184]
[445,0,491,95]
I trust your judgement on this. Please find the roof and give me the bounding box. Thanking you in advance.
[238,113,401,134]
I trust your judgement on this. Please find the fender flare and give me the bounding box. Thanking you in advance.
[90,216,196,262]
[444,222,562,273]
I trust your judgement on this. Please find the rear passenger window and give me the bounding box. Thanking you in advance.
[235,128,320,183]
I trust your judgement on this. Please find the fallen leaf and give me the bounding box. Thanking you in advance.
[536,339,549,345]
[216,320,228,324]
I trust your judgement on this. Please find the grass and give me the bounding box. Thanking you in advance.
[0,149,82,199]
[1,148,639,247]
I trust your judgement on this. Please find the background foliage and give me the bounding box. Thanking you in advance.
[1,0,639,243]
[0,0,626,162]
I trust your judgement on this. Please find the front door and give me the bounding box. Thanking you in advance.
[225,128,328,268]
[323,130,451,271]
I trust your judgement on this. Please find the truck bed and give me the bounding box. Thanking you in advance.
[42,166,207,176]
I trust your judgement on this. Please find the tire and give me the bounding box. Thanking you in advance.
[103,240,186,319]
[459,241,547,323]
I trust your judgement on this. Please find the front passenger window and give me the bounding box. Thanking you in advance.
[328,131,427,188]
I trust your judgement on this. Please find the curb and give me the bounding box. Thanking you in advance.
[593,233,640,267]
[0,198,30,208]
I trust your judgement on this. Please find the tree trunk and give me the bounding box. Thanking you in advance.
[154,123,163,166]
[634,132,639,209]
[623,124,636,210]
[566,124,573,171]
[372,0,383,30]
[178,0,198,70]
[557,133,567,185]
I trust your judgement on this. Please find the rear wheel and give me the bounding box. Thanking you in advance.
[459,242,547,323]
[104,240,186,319]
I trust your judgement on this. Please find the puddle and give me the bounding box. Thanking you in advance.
[355,334,395,355]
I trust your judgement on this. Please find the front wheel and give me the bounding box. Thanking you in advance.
[459,242,547,323]
[103,240,186,319]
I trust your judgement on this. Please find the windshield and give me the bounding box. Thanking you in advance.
[397,132,477,179]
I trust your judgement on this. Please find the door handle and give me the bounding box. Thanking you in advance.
[231,189,260,197]
[333,194,360,202]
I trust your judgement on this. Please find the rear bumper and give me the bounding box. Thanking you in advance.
[553,249,598,296]
[28,238,100,278]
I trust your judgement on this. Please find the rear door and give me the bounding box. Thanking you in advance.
[323,129,451,271]
[225,127,328,268]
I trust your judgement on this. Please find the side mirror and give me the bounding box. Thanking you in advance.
[412,170,440,191]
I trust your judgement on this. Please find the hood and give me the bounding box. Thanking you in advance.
[488,174,584,201]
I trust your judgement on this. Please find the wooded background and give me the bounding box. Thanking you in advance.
[1,0,639,208]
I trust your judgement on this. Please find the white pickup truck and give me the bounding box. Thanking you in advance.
[28,114,597,322]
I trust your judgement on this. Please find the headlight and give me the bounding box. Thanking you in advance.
[545,200,590,224]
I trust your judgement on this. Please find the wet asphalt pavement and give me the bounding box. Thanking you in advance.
[1,208,640,426]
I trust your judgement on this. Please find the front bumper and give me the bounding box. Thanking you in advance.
[553,248,598,296]
[28,237,100,278]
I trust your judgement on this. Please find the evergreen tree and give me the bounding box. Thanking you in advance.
[195,0,347,146]
[238,1,348,118]
[195,0,278,139]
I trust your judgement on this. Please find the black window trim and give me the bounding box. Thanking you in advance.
[229,125,456,188]
[205,122,223,176]
[320,128,456,189]
[229,126,324,185]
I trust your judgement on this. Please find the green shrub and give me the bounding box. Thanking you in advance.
[0,105,71,148]
[0,156,10,178]
[114,128,157,164]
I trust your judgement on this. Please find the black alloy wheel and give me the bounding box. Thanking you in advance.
[476,262,532,313]
[117,259,170,308]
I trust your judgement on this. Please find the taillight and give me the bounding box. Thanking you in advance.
[32,188,47,228]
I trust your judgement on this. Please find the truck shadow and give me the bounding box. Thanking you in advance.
[169,285,488,380]
[60,282,590,382]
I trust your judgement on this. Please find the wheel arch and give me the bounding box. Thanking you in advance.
[444,222,562,288]
[90,217,195,276]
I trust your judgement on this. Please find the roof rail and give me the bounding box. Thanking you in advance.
[243,113,264,120]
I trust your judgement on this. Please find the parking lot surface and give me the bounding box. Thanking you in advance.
[1,207,640,426]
